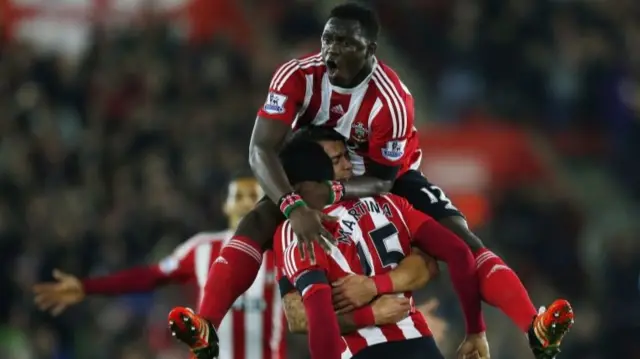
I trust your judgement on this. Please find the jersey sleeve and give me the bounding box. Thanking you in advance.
[155,240,198,284]
[368,85,415,166]
[256,60,307,125]
[273,221,331,299]
[386,194,434,238]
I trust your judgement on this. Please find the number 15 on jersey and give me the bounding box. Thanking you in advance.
[355,222,405,276]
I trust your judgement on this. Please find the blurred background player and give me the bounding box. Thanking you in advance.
[32,175,288,359]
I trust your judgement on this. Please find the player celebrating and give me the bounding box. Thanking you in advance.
[32,175,288,359]
[170,3,573,359]
[273,139,488,359]
[169,128,438,358]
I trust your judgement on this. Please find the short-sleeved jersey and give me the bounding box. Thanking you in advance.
[257,53,421,177]
[273,194,434,358]
[158,230,286,359]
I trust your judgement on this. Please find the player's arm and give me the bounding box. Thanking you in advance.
[33,245,195,315]
[80,243,196,295]
[281,288,410,334]
[331,250,436,312]
[278,230,342,359]
[81,264,184,295]
[395,195,486,334]
[282,290,372,334]
[250,62,306,203]
[372,248,435,293]
[339,172,395,198]
[287,263,343,358]
[32,265,185,315]
[249,119,294,203]
[339,96,415,198]
[252,61,335,255]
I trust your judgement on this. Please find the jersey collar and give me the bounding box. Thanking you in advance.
[330,57,379,95]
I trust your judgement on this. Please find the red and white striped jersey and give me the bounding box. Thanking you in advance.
[157,230,286,359]
[274,195,434,358]
[257,53,421,177]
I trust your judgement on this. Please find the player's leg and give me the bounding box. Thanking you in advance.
[391,170,537,327]
[391,170,573,357]
[169,197,283,359]
[199,196,281,326]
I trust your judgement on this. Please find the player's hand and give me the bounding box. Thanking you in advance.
[371,294,411,326]
[457,332,490,359]
[332,275,377,313]
[288,205,337,264]
[32,269,85,316]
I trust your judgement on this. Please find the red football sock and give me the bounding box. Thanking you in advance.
[198,236,263,328]
[475,248,537,332]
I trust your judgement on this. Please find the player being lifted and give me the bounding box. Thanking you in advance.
[169,3,573,359]
[167,128,438,358]
[32,174,288,359]
[273,138,488,359]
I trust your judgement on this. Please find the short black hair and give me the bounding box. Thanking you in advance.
[221,169,257,199]
[329,3,380,41]
[229,169,255,183]
[289,126,346,144]
[279,139,335,185]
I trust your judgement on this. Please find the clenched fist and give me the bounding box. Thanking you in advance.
[457,332,490,359]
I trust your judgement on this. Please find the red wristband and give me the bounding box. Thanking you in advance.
[278,192,305,218]
[327,181,345,204]
[352,306,375,327]
[372,274,393,294]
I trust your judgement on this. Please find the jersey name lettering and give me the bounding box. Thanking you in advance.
[336,198,393,242]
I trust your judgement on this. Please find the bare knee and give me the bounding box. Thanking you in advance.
[437,216,485,252]
[234,199,284,250]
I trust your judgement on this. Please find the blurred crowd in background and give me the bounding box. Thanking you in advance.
[0,0,638,358]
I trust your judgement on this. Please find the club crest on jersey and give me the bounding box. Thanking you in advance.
[263,92,287,114]
[351,122,368,143]
[381,139,406,161]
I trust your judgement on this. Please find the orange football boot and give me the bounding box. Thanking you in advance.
[528,299,574,359]
[168,307,219,359]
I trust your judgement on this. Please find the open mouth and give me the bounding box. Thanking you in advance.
[325,59,339,75]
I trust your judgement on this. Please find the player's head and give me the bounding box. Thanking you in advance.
[322,3,379,86]
[279,139,335,209]
[289,126,353,181]
[223,171,262,230]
